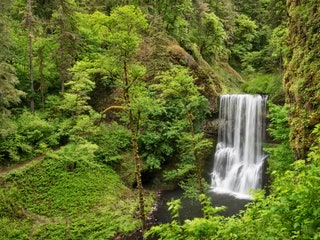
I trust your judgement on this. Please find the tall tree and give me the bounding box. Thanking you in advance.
[99,5,149,232]
[0,0,13,62]
[153,0,193,43]
[196,11,226,64]
[229,14,258,70]
[27,0,35,113]
[0,0,26,131]
[51,0,79,93]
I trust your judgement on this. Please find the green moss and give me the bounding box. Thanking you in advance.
[284,0,320,159]
[213,62,243,94]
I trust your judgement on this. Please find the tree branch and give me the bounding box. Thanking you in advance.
[101,105,125,114]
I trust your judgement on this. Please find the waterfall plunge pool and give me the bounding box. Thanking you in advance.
[151,188,251,225]
[151,94,268,225]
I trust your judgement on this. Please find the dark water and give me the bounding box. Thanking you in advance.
[152,188,251,225]
[152,150,252,224]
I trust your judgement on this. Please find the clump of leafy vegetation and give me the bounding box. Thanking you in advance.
[0,142,153,239]
[0,111,60,165]
[264,102,295,174]
[145,194,226,240]
[241,73,285,103]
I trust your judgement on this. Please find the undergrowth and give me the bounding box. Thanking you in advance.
[0,142,154,239]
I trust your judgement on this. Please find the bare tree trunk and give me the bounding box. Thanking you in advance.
[27,0,35,113]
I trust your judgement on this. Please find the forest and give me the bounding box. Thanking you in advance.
[0,0,319,239]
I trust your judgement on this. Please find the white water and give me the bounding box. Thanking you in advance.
[211,94,267,199]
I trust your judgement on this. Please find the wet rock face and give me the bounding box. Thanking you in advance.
[202,119,220,138]
[284,1,320,160]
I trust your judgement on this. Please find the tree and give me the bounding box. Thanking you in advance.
[268,0,287,28]
[269,25,288,74]
[32,35,60,108]
[0,63,26,135]
[213,0,237,42]
[27,0,35,113]
[99,5,149,232]
[44,59,99,143]
[0,1,26,134]
[0,0,13,62]
[154,66,211,196]
[51,0,79,93]
[229,14,258,70]
[153,0,193,44]
[195,11,226,64]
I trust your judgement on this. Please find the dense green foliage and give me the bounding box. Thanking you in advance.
[241,72,285,103]
[0,0,319,238]
[0,111,60,164]
[264,103,295,174]
[151,66,212,195]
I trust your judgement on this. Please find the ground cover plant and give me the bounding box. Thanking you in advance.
[0,142,155,239]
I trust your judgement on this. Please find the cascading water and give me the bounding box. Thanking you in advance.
[211,94,268,199]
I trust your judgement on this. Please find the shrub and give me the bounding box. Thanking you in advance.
[88,122,132,166]
[264,102,295,174]
[241,73,285,103]
[0,110,60,164]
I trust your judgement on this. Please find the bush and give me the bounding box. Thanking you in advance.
[264,102,295,174]
[0,217,31,240]
[0,110,60,164]
[88,122,132,166]
[0,187,23,218]
[241,73,285,103]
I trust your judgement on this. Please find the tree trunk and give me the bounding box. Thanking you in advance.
[37,47,46,109]
[27,0,35,113]
[124,60,146,232]
[187,112,204,194]
[130,115,147,233]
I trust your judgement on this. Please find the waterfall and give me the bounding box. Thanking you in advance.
[210,94,268,199]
